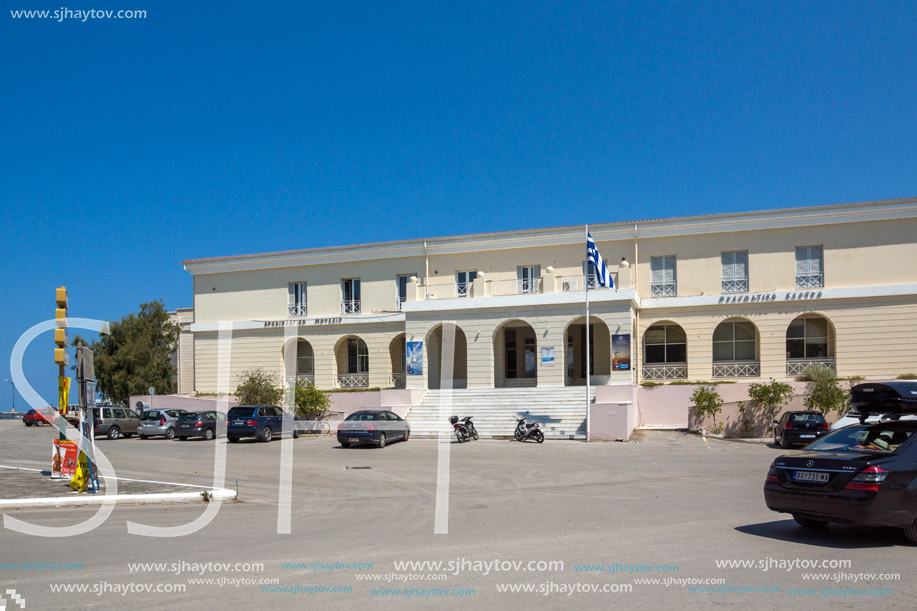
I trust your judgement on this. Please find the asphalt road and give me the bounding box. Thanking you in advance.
[0,420,914,610]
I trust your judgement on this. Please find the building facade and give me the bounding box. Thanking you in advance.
[180,198,917,395]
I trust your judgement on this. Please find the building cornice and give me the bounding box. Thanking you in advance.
[640,283,917,310]
[182,197,917,275]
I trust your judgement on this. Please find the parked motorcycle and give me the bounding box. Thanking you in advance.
[450,415,479,442]
[514,413,544,443]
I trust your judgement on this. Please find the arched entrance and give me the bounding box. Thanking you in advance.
[426,323,468,389]
[334,335,369,388]
[563,316,610,386]
[282,338,315,387]
[786,314,835,376]
[390,333,406,388]
[494,320,538,388]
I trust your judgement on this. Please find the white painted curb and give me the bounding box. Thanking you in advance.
[0,488,237,510]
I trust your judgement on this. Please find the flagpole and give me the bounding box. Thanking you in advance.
[585,224,591,442]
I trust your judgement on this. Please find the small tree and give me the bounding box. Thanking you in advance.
[293,380,331,420]
[801,364,848,415]
[691,384,724,434]
[747,379,794,420]
[235,369,281,405]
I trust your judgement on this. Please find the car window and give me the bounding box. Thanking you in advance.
[345,412,378,421]
[113,408,126,418]
[127,411,139,420]
[166,410,183,418]
[179,412,198,421]
[273,407,285,417]
[102,408,111,419]
[228,407,256,418]
[808,424,915,454]
[790,413,824,423]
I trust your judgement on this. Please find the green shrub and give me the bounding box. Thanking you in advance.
[896,373,917,380]
[293,380,331,420]
[802,365,848,415]
[691,384,724,433]
[235,369,282,406]
[640,381,663,388]
[747,379,794,420]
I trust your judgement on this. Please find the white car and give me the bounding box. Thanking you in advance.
[830,409,916,430]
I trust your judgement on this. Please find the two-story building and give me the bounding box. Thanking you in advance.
[179,198,917,407]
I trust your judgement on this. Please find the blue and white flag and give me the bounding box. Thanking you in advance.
[586,231,614,288]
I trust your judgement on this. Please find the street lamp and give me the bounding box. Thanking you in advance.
[3,379,14,413]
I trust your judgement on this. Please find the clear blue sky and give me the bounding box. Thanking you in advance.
[2,1,916,408]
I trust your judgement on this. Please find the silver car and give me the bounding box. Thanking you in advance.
[138,409,187,439]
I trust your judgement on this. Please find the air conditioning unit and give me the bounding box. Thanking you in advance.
[562,281,573,292]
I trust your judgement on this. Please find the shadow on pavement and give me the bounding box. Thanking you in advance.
[736,519,908,549]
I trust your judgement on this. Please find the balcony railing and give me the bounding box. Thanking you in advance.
[642,364,687,380]
[284,374,314,387]
[796,273,824,289]
[787,358,835,377]
[396,296,406,311]
[488,277,543,296]
[722,278,748,293]
[456,283,471,297]
[341,300,361,314]
[337,374,369,388]
[651,282,677,297]
[713,361,759,378]
[558,275,604,291]
[391,373,405,388]
[288,303,308,316]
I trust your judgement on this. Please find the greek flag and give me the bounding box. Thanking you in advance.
[586,231,614,288]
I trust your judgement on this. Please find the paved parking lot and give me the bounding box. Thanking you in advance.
[0,419,914,610]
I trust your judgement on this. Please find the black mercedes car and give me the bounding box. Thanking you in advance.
[764,381,917,542]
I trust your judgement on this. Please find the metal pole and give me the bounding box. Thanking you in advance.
[585,225,591,441]
[3,379,13,412]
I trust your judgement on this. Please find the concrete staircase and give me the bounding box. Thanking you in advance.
[406,387,593,439]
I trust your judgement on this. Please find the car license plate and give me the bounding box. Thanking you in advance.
[794,471,829,483]
[233,420,245,425]
[180,424,189,428]
[348,438,360,443]
[800,434,815,438]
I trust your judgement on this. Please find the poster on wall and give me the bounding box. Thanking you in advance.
[612,334,631,371]
[406,341,423,375]
[541,346,555,366]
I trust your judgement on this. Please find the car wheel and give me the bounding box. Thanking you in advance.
[228,436,240,443]
[403,429,410,442]
[164,427,175,440]
[260,427,273,442]
[793,514,828,529]
[36,419,44,427]
[107,426,121,440]
[24,421,33,427]
[204,428,214,441]
[139,434,148,440]
[779,434,789,449]
[903,518,917,544]
[341,442,350,448]
[378,433,387,448]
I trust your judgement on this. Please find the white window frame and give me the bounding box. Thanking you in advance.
[341,278,361,314]
[650,256,677,297]
[396,274,413,310]
[795,245,824,288]
[517,265,541,294]
[721,251,749,293]
[288,282,307,316]
[456,270,477,297]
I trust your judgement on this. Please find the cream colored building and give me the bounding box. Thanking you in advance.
[179,197,917,397]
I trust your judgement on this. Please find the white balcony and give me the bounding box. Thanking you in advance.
[288,303,308,317]
[337,374,369,388]
[642,364,687,380]
[651,282,677,297]
[713,361,759,378]
[787,358,835,377]
[796,273,824,289]
[391,373,405,388]
[721,279,748,293]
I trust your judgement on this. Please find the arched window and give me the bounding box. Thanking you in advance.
[296,340,314,376]
[786,316,830,359]
[712,320,759,378]
[642,323,687,380]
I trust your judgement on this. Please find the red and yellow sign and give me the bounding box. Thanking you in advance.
[51,439,78,479]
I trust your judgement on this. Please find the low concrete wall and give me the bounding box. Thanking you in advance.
[591,385,638,441]
[130,395,240,414]
[635,382,837,438]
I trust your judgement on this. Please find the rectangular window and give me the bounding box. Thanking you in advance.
[795,246,824,288]
[524,336,536,377]
[396,275,412,310]
[721,251,748,293]
[456,270,477,297]
[582,261,597,289]
[288,282,307,316]
[347,338,368,373]
[341,279,361,314]
[650,256,677,297]
[517,265,541,294]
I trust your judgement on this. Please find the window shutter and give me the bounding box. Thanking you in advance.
[651,257,664,284]
[735,251,747,278]
[533,265,541,279]
[795,247,809,275]
[664,256,676,284]
[721,252,734,280]
[810,246,822,274]
[288,283,295,306]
